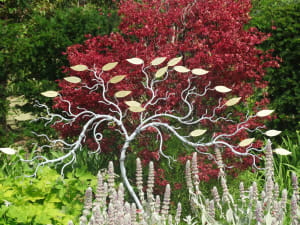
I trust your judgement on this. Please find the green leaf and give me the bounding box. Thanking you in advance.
[0,205,8,218]
[35,213,52,224]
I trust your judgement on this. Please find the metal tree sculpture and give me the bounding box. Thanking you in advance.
[19,56,287,210]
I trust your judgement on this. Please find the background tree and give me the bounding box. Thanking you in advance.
[0,0,119,145]
[250,0,300,138]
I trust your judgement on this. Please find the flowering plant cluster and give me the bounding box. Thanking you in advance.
[71,141,299,225]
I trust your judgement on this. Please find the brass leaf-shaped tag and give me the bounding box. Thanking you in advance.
[191,68,209,76]
[102,62,118,71]
[70,64,88,71]
[41,91,59,98]
[273,148,292,156]
[129,106,145,112]
[151,57,167,66]
[64,76,81,84]
[125,101,141,107]
[215,86,232,93]
[155,66,168,78]
[225,97,241,106]
[109,75,126,84]
[189,129,207,137]
[126,58,144,65]
[114,91,131,98]
[167,56,182,66]
[174,66,190,73]
[0,147,16,155]
[265,130,282,137]
[256,110,274,117]
[239,138,255,147]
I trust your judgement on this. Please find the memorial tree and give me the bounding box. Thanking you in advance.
[17,56,286,211]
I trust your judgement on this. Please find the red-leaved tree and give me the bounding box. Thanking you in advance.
[54,0,278,187]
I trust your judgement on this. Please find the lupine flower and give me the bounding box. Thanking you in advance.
[209,200,215,219]
[192,152,199,185]
[155,195,161,214]
[291,172,299,201]
[131,203,137,224]
[274,182,279,200]
[108,161,115,195]
[95,171,104,205]
[83,187,93,216]
[291,193,298,225]
[212,186,221,210]
[240,182,246,204]
[255,201,263,223]
[161,184,171,216]
[185,160,193,190]
[175,202,182,224]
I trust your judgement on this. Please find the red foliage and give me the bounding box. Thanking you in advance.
[53,0,278,188]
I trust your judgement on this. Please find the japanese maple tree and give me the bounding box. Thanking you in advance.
[53,0,278,184]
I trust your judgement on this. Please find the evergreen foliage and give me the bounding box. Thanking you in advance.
[250,0,300,137]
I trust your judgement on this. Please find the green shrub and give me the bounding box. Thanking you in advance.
[0,147,98,224]
[250,0,300,138]
[8,6,119,113]
[0,5,119,146]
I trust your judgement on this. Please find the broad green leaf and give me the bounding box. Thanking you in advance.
[64,76,81,84]
[102,62,118,71]
[273,148,292,156]
[155,66,168,78]
[35,213,52,224]
[0,148,16,155]
[41,90,59,98]
[0,205,8,217]
[265,130,282,137]
[189,129,207,137]
[167,56,182,66]
[70,64,88,71]
[47,194,61,203]
[129,106,145,112]
[238,138,255,147]
[126,58,144,65]
[215,86,232,93]
[109,75,126,84]
[256,109,274,117]
[114,91,131,98]
[125,101,141,107]
[225,97,241,106]
[151,57,167,66]
[192,68,209,75]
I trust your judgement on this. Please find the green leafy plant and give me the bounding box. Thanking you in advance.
[271,131,300,193]
[0,146,99,224]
